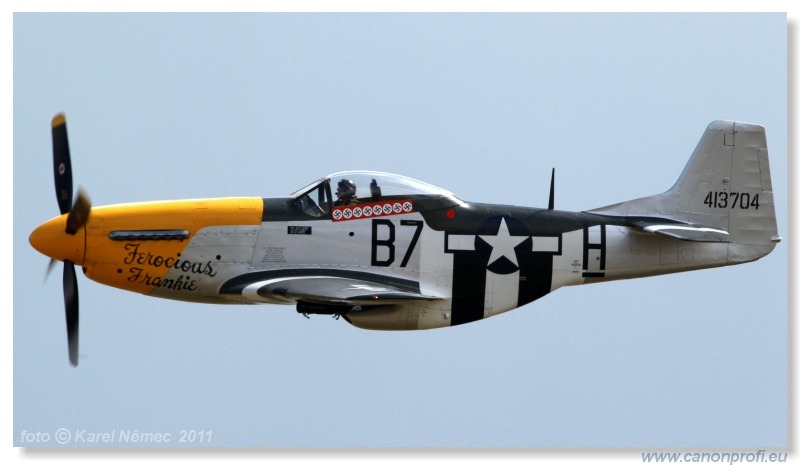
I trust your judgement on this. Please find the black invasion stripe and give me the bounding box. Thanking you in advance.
[449,244,488,326]
[517,251,555,307]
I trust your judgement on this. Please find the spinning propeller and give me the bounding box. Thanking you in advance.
[38,113,92,366]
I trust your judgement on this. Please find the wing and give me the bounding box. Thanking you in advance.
[219,269,440,305]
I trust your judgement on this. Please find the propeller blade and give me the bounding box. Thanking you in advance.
[46,258,58,280]
[63,260,80,367]
[548,168,555,211]
[47,113,84,366]
[52,113,73,216]
[65,189,91,235]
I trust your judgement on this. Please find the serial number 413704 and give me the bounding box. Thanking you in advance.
[703,191,760,210]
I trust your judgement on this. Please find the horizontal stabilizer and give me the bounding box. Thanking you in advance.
[631,221,731,242]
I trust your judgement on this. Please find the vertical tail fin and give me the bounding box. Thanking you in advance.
[590,120,780,263]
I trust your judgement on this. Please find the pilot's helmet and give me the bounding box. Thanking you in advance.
[336,179,357,199]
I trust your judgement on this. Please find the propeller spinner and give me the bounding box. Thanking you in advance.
[29,113,92,366]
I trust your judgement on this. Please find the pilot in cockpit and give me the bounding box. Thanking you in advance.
[334,178,360,206]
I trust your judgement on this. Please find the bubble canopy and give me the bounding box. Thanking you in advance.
[289,171,463,217]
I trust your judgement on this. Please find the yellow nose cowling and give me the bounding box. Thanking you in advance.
[29,215,86,266]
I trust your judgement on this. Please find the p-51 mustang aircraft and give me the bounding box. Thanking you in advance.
[31,114,781,366]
